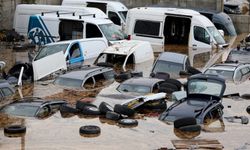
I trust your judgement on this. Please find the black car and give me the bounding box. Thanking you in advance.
[0,97,67,119]
[159,74,226,124]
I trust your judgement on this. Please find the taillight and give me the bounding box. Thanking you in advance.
[127,35,131,40]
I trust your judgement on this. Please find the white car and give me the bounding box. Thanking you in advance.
[203,63,250,84]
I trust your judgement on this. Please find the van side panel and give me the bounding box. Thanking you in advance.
[28,15,59,45]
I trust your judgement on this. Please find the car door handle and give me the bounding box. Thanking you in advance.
[193,44,197,47]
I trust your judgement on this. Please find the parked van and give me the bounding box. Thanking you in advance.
[28,12,127,45]
[13,4,107,36]
[32,38,108,81]
[61,0,128,29]
[125,7,228,67]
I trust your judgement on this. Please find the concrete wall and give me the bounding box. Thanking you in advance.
[229,14,250,34]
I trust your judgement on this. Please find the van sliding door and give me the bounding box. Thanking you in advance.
[133,20,164,53]
[164,15,191,55]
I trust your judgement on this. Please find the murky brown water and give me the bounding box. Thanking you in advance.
[0,34,250,149]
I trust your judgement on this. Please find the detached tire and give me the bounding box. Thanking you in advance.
[76,101,97,111]
[164,79,182,91]
[118,119,138,127]
[114,104,135,117]
[81,106,101,115]
[99,102,113,114]
[79,125,101,135]
[247,105,250,114]
[60,104,79,114]
[4,125,26,134]
[174,117,197,129]
[105,111,120,121]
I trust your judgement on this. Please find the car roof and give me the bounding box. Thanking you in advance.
[56,66,113,81]
[157,52,187,64]
[121,77,164,86]
[208,63,243,71]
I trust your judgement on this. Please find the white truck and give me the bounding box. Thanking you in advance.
[61,0,128,29]
[13,4,107,36]
[27,11,127,46]
[125,7,228,67]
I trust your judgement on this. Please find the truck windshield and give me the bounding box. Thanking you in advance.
[99,23,127,41]
[34,44,69,61]
[207,26,226,45]
[118,11,127,22]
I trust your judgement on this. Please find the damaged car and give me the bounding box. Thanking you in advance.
[159,74,226,124]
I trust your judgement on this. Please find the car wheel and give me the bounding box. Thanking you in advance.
[114,104,135,117]
[81,106,101,115]
[99,102,113,115]
[76,101,97,111]
[105,111,120,121]
[179,124,201,132]
[60,104,79,114]
[118,119,138,127]
[174,117,197,128]
[4,125,26,134]
[247,105,250,114]
[164,79,182,91]
[79,125,101,135]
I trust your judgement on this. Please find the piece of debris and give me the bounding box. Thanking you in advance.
[172,139,224,149]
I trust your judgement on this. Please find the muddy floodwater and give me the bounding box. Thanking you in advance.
[0,34,250,149]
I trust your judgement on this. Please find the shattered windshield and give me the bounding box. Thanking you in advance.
[188,79,224,97]
[34,44,69,61]
[207,26,226,45]
[99,23,127,41]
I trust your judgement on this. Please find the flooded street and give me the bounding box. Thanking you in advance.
[0,34,250,149]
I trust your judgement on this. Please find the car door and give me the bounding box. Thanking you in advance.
[67,42,84,64]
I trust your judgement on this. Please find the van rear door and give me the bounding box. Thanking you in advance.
[131,20,164,53]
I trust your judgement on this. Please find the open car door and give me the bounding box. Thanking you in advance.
[32,51,67,81]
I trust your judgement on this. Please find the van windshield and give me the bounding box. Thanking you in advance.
[99,23,127,41]
[207,26,226,45]
[34,44,69,61]
[118,11,127,22]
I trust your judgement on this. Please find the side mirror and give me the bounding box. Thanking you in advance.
[218,29,224,37]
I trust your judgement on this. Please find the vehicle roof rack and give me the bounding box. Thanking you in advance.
[79,14,96,19]
[41,11,75,17]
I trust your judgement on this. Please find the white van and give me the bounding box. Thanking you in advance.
[13,4,107,36]
[32,38,108,81]
[61,0,128,29]
[125,7,228,67]
[27,11,127,45]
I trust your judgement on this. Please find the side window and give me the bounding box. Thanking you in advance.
[134,20,160,37]
[86,23,103,38]
[108,11,121,26]
[69,43,81,59]
[194,26,210,44]
[83,77,95,89]
[1,88,13,97]
[234,70,242,82]
[240,67,250,81]
[59,20,83,41]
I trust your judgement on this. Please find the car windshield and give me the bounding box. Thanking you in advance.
[99,23,127,41]
[54,77,82,88]
[207,26,226,45]
[204,69,234,81]
[34,43,69,61]
[117,84,151,94]
[118,11,127,22]
[0,104,39,117]
[153,60,183,78]
[188,79,223,97]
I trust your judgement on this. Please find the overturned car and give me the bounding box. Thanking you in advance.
[159,74,226,124]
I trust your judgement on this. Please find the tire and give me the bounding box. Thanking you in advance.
[187,66,201,75]
[99,102,113,115]
[174,117,197,129]
[241,94,250,100]
[114,104,135,117]
[4,125,26,134]
[160,82,178,91]
[247,105,250,114]
[179,124,201,132]
[118,119,138,126]
[105,111,120,121]
[60,104,79,114]
[76,101,97,111]
[81,106,101,115]
[79,125,101,135]
[164,79,182,91]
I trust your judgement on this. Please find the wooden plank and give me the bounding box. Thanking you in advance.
[172,139,223,149]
